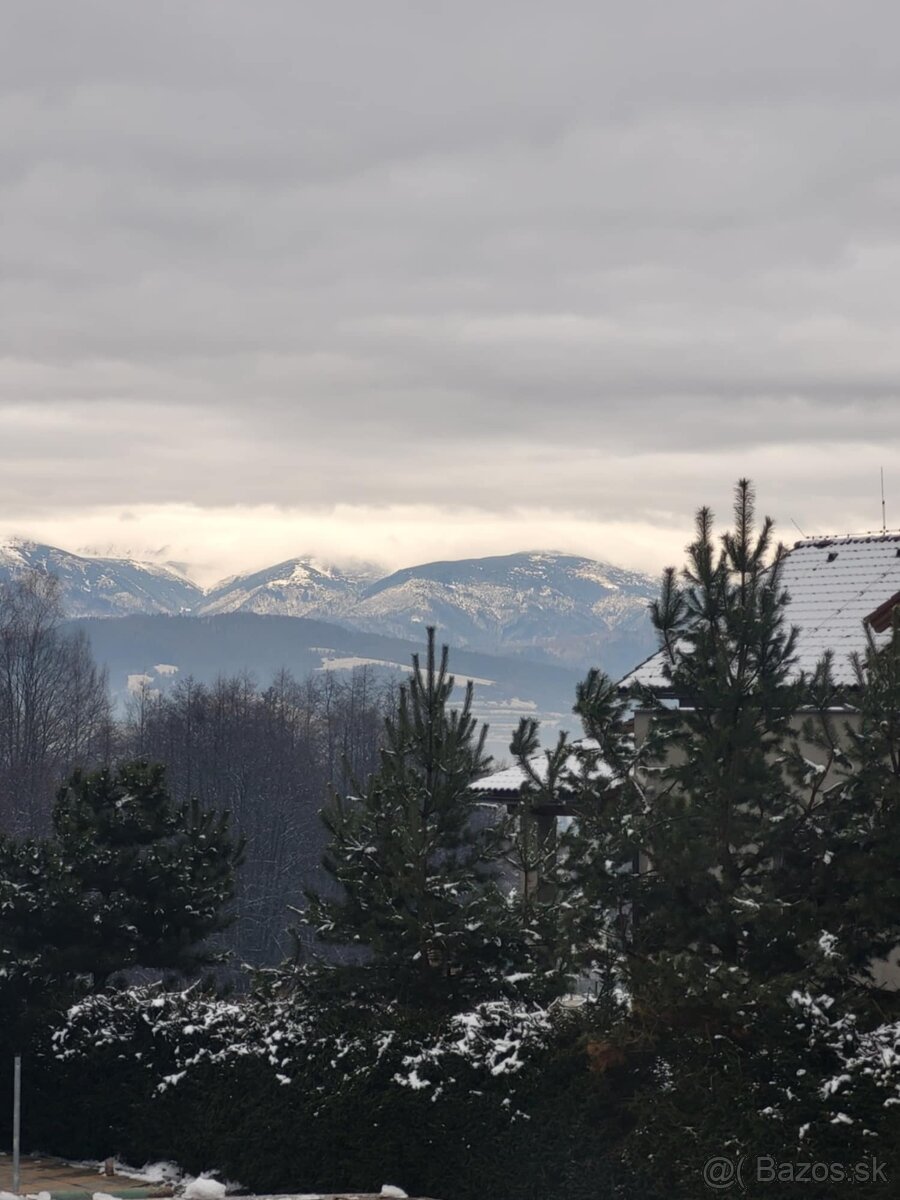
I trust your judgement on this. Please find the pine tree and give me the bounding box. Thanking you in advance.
[504,678,634,997]
[301,628,525,1007]
[0,834,73,1048]
[570,480,838,1005]
[560,480,900,1193]
[0,759,244,1035]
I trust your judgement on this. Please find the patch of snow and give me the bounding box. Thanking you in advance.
[182,1178,226,1200]
[110,1161,183,1185]
[818,931,839,959]
[318,656,410,673]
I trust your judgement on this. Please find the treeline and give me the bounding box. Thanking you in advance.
[123,669,389,965]
[0,572,392,966]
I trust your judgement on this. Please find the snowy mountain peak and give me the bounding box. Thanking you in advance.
[0,539,204,617]
[338,551,657,669]
[0,536,40,565]
[200,555,383,619]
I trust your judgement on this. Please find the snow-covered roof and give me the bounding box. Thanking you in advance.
[622,533,900,691]
[470,737,613,797]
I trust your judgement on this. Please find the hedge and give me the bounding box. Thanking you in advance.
[2,988,642,1200]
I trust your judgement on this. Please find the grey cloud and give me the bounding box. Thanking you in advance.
[3,1,900,555]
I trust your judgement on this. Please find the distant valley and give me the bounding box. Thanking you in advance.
[69,612,583,761]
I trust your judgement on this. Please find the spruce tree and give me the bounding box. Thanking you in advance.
[302,628,524,1007]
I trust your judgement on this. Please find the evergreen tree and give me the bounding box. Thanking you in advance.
[0,833,73,1048]
[822,607,900,976]
[504,683,633,997]
[539,480,900,1194]
[301,628,528,1007]
[0,759,244,1037]
[569,480,851,1009]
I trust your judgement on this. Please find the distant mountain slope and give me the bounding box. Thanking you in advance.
[200,556,380,618]
[0,538,202,617]
[72,612,583,759]
[3,539,658,677]
[347,551,658,674]
[202,551,659,675]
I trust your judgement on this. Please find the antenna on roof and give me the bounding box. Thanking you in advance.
[790,518,806,538]
[882,467,887,535]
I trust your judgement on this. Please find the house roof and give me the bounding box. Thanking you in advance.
[622,533,900,691]
[473,533,900,797]
[469,737,613,798]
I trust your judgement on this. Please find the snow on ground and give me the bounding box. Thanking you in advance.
[71,1160,238,1198]
[102,1161,183,1185]
[317,655,411,673]
[183,1180,226,1200]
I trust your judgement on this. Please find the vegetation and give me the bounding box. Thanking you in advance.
[4,481,900,1199]
[550,480,900,1196]
[299,627,569,1007]
[0,761,241,1048]
[0,565,391,966]
[0,573,111,835]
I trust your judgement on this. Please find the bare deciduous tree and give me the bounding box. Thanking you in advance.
[0,572,111,834]
[120,665,389,967]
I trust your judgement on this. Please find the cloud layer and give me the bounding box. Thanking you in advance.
[3,1,900,578]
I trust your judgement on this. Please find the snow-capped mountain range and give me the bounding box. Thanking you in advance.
[0,538,203,617]
[0,540,658,673]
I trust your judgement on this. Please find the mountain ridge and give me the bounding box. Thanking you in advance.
[0,537,203,617]
[0,540,658,673]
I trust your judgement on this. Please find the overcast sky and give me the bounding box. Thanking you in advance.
[3,1,900,585]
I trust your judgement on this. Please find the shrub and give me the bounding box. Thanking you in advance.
[13,986,635,1200]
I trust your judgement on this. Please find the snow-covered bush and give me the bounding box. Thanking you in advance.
[52,986,556,1109]
[788,992,900,1136]
[16,985,628,1200]
[614,988,900,1199]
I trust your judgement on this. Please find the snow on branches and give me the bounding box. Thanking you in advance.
[51,986,559,1111]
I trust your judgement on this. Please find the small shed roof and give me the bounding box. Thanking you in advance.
[470,737,614,799]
